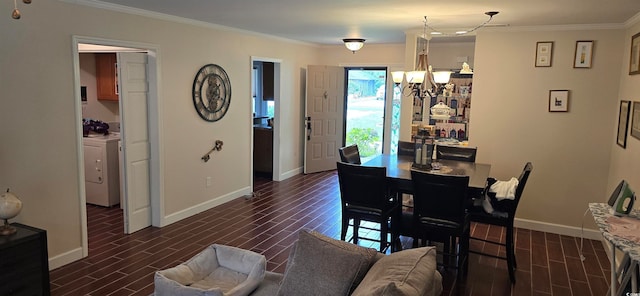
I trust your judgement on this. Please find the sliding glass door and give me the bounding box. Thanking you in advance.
[344,68,387,163]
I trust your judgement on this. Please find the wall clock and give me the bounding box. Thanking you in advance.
[192,64,232,122]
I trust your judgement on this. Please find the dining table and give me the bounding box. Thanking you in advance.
[362,154,491,195]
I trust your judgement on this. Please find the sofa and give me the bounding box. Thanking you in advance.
[155,229,443,296]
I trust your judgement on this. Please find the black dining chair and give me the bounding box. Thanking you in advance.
[338,144,361,164]
[336,161,400,253]
[409,170,470,282]
[468,162,533,284]
[436,145,477,162]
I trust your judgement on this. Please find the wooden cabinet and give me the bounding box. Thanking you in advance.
[95,53,119,101]
[253,126,273,174]
[0,223,50,295]
[262,62,274,101]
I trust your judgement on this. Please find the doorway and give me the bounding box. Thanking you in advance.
[250,57,282,189]
[344,67,387,163]
[72,36,161,258]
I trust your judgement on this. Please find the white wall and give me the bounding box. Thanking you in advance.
[472,28,625,231]
[608,20,640,203]
[0,0,319,267]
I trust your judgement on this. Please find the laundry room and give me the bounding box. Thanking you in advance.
[79,52,122,208]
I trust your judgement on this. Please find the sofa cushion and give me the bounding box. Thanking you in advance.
[350,246,441,296]
[277,229,377,296]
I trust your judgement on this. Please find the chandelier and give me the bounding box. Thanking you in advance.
[11,0,32,19]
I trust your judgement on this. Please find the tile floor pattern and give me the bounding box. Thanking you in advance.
[49,170,612,295]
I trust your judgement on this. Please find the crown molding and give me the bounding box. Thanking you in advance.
[483,23,626,33]
[625,11,640,28]
[59,0,315,46]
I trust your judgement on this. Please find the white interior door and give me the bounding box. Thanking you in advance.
[304,65,345,174]
[118,52,151,234]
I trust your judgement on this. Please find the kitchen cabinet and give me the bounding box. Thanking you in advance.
[262,62,274,101]
[95,53,119,101]
[0,223,50,295]
[253,126,273,174]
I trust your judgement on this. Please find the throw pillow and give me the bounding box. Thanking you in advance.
[350,246,438,296]
[277,229,377,296]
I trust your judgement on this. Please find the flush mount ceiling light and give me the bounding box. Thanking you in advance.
[11,0,32,19]
[426,11,499,36]
[342,38,366,53]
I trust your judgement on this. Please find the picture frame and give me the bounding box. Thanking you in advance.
[617,100,630,148]
[548,90,569,112]
[574,40,594,68]
[632,101,640,140]
[535,41,553,67]
[629,32,640,75]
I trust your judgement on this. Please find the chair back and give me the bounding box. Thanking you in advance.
[411,170,470,225]
[397,141,415,156]
[339,144,361,164]
[487,162,533,219]
[511,162,533,216]
[436,145,477,162]
[336,162,391,210]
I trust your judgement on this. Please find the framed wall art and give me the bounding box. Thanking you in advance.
[630,32,640,75]
[617,100,630,148]
[632,101,640,140]
[574,40,593,68]
[535,41,553,67]
[549,90,569,112]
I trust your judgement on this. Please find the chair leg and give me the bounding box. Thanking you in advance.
[380,218,388,253]
[506,225,516,283]
[341,216,348,241]
[353,219,359,244]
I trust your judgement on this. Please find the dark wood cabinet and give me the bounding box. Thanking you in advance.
[0,223,50,296]
[262,62,274,101]
[95,53,119,101]
[253,126,273,174]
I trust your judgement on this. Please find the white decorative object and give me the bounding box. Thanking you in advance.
[0,189,22,235]
[460,62,473,74]
[430,102,451,120]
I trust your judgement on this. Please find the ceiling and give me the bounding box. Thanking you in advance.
[93,0,640,45]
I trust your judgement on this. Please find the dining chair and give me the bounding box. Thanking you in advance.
[468,162,533,283]
[336,161,400,253]
[409,170,470,282]
[338,144,361,164]
[436,145,477,162]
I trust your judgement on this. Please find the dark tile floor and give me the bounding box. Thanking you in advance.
[49,170,611,295]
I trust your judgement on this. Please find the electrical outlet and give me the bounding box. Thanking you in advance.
[206,177,212,187]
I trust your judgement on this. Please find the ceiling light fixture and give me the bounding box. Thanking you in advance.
[342,38,365,54]
[11,0,32,19]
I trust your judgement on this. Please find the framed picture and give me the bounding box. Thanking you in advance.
[549,90,569,112]
[535,41,553,67]
[632,101,640,140]
[617,100,630,148]
[629,32,640,75]
[574,40,594,68]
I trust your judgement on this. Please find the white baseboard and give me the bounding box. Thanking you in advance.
[278,166,303,181]
[160,187,252,227]
[514,217,603,240]
[49,247,84,270]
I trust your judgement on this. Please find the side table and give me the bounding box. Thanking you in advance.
[0,223,50,295]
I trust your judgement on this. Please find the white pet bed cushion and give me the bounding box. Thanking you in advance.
[154,244,267,296]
